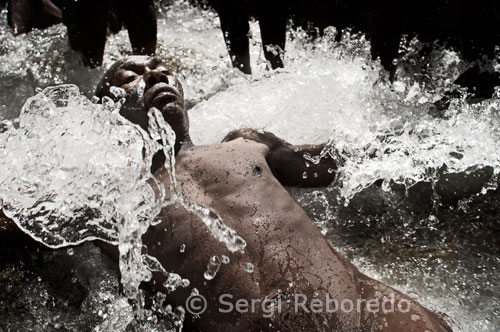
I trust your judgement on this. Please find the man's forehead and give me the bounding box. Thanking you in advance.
[116,57,164,72]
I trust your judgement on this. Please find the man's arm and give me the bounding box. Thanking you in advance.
[223,128,339,188]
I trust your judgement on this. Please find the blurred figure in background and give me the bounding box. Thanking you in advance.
[6,0,157,67]
[7,0,62,34]
[211,0,288,74]
[61,0,157,67]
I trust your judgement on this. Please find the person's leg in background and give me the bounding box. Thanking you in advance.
[8,0,39,34]
[61,0,109,67]
[256,0,287,70]
[115,0,157,55]
[213,0,252,74]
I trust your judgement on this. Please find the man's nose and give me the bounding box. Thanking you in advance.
[144,70,169,89]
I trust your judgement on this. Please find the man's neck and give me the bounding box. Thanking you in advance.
[175,135,193,155]
[151,136,193,174]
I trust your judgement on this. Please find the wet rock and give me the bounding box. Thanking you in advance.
[404,180,434,212]
[345,165,495,216]
[435,165,494,205]
[0,241,127,332]
[347,179,393,216]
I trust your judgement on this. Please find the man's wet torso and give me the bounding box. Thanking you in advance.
[143,138,451,332]
[145,138,361,331]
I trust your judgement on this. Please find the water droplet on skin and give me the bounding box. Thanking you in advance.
[232,236,246,251]
[244,263,254,273]
[71,276,78,283]
[109,86,127,99]
[204,256,222,280]
[151,216,163,226]
[221,255,230,264]
[180,244,186,253]
[181,279,190,288]
[67,248,74,256]
[302,172,308,179]
[327,168,334,174]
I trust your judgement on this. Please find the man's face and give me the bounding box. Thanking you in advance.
[107,56,187,138]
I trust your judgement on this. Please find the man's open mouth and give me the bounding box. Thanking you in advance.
[145,83,180,108]
[153,90,178,104]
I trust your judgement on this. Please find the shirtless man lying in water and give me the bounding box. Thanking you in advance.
[0,56,452,331]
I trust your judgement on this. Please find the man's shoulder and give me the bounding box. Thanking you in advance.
[221,128,274,153]
[177,138,270,163]
[223,136,271,151]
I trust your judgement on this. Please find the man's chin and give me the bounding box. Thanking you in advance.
[159,104,184,117]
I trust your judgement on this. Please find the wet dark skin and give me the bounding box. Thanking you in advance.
[2,56,452,332]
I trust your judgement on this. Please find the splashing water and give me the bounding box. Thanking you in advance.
[190,28,500,199]
[0,85,158,247]
[0,0,499,331]
[0,84,244,322]
[0,85,173,316]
